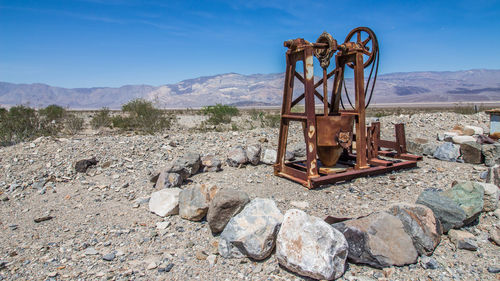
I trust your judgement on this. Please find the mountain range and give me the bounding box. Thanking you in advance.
[1,69,499,109]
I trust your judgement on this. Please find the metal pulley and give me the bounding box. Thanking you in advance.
[341,26,380,109]
[314,31,337,69]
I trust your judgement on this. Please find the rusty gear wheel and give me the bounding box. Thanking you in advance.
[344,27,378,69]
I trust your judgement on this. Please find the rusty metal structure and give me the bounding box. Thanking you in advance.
[274,27,422,189]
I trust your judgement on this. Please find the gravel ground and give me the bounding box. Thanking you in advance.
[0,112,499,280]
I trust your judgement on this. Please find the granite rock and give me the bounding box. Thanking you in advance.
[434,142,460,162]
[333,212,418,268]
[386,203,442,256]
[219,198,283,260]
[276,209,348,280]
[149,188,181,217]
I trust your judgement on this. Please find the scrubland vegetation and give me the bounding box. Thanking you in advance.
[0,101,495,146]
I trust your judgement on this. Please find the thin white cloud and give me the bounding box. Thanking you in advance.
[0,5,124,24]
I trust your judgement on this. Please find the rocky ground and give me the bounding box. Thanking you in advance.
[0,111,499,280]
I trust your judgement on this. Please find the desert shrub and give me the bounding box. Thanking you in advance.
[39,104,65,121]
[201,104,239,125]
[112,99,170,133]
[249,109,264,121]
[291,105,305,113]
[90,107,112,129]
[231,123,239,131]
[65,114,84,135]
[451,104,479,115]
[38,104,67,135]
[111,115,128,129]
[262,113,281,128]
[0,105,40,145]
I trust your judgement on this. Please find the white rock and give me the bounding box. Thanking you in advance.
[148,188,181,217]
[207,254,217,267]
[147,261,157,270]
[219,198,283,260]
[464,125,484,136]
[443,132,458,142]
[276,209,348,280]
[261,149,277,165]
[156,221,171,230]
[84,247,98,255]
[451,135,476,144]
[477,182,499,212]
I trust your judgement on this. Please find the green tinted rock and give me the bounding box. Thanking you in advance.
[442,182,484,225]
[416,190,466,233]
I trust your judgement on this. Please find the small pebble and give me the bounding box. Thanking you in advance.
[102,252,115,261]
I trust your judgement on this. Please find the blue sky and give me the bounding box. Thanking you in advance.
[1,0,499,88]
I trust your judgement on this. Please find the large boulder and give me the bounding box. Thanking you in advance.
[442,181,484,225]
[416,189,466,233]
[433,142,460,162]
[332,212,418,268]
[179,184,218,221]
[207,189,250,234]
[386,203,442,256]
[477,182,499,212]
[276,209,348,280]
[227,146,248,167]
[149,188,181,217]
[460,141,483,164]
[246,144,261,165]
[163,153,201,180]
[219,198,283,260]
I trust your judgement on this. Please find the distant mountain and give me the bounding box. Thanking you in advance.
[1,69,499,109]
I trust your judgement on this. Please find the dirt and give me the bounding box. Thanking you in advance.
[0,111,499,280]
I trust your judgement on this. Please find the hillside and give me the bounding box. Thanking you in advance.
[1,69,499,109]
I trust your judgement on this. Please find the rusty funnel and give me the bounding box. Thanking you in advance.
[315,115,354,167]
